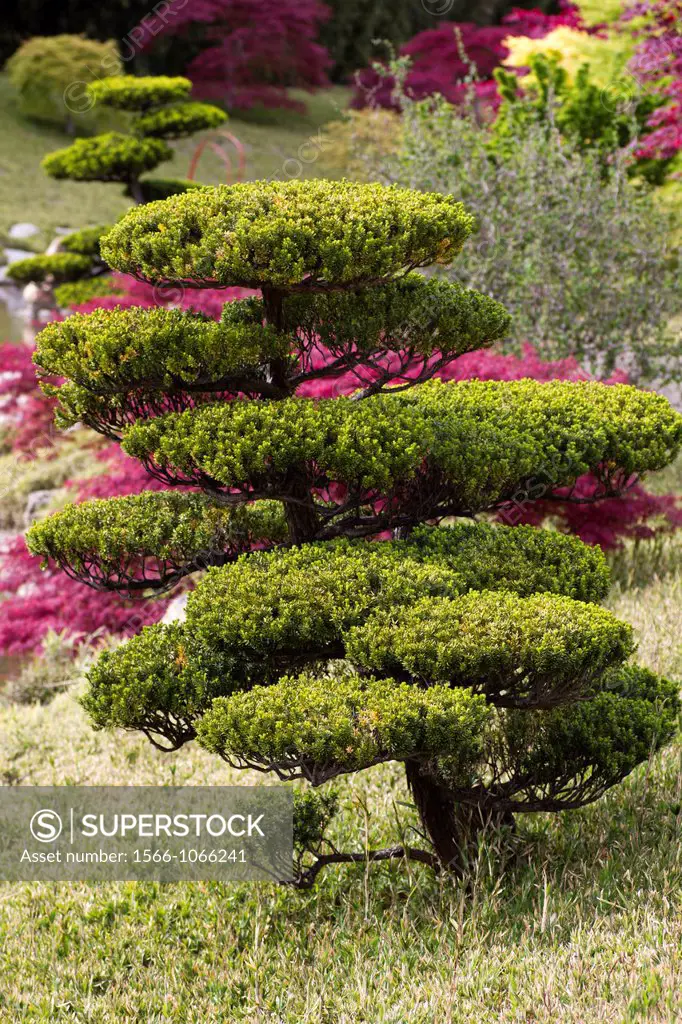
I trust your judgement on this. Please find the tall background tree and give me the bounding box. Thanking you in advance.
[1,0,559,84]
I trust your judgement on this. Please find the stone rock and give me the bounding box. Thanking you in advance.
[161,592,189,624]
[3,248,34,265]
[24,489,57,528]
[8,223,39,241]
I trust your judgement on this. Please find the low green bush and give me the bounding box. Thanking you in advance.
[78,522,613,736]
[5,35,121,130]
[34,305,286,394]
[2,631,89,706]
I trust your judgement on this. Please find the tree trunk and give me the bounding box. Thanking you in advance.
[285,471,320,544]
[128,178,146,205]
[261,286,291,393]
[261,285,319,544]
[405,761,514,873]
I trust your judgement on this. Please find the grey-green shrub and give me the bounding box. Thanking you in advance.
[377,94,681,384]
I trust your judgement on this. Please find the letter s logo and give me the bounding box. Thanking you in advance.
[30,809,63,843]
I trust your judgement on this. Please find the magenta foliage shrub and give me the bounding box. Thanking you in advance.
[71,273,253,318]
[1,275,679,656]
[0,535,166,656]
[140,0,331,111]
[351,3,585,111]
[0,343,173,656]
[638,80,682,161]
[0,342,59,454]
[625,0,682,163]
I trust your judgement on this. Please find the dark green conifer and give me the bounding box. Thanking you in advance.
[29,179,682,880]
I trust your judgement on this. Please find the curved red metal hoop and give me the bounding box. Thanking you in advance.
[187,129,247,183]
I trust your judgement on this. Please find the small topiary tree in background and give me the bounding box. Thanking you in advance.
[28,179,682,883]
[7,74,226,297]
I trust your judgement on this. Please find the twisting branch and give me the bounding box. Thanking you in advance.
[288,845,440,890]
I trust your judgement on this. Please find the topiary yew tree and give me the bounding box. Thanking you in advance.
[8,75,226,295]
[28,180,682,883]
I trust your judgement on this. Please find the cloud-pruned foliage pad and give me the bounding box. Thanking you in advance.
[42,133,172,182]
[100,180,475,288]
[86,75,192,111]
[26,492,288,592]
[132,102,228,139]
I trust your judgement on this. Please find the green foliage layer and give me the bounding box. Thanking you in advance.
[42,133,172,182]
[34,279,511,437]
[82,623,238,749]
[132,102,228,139]
[86,75,192,111]
[184,524,615,654]
[81,522,612,736]
[126,179,208,203]
[198,675,490,784]
[60,225,113,256]
[119,380,682,514]
[346,592,634,707]
[237,273,512,362]
[34,305,286,395]
[100,180,475,289]
[452,666,681,811]
[54,277,123,309]
[26,492,288,592]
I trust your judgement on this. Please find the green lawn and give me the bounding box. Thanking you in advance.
[0,537,680,1022]
[0,75,349,244]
